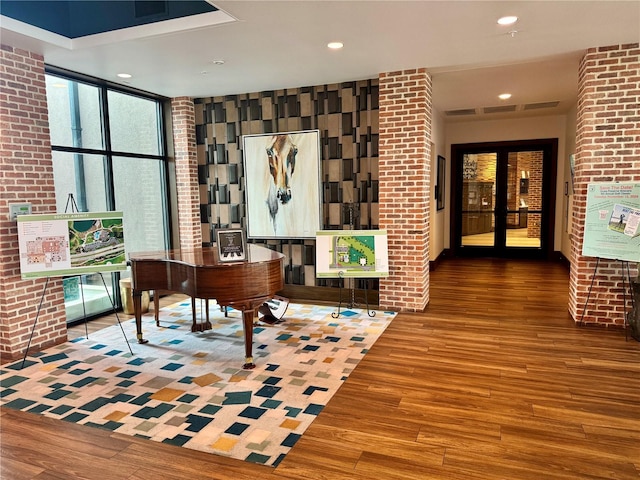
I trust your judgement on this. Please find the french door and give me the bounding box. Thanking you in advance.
[451,139,557,259]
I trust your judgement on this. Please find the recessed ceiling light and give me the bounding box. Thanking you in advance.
[211,60,225,65]
[117,73,132,79]
[327,42,344,50]
[497,16,518,26]
[499,93,512,100]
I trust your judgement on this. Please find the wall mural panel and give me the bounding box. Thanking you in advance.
[194,80,379,288]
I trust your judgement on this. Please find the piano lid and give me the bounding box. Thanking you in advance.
[128,243,283,267]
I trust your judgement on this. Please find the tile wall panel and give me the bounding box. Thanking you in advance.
[194,79,379,289]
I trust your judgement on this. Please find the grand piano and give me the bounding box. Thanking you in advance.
[129,244,285,369]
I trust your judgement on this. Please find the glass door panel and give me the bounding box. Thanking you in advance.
[505,151,542,248]
[461,153,496,247]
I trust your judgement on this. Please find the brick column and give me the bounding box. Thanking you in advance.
[171,97,202,248]
[526,151,543,239]
[378,69,432,312]
[569,43,640,326]
[0,45,66,359]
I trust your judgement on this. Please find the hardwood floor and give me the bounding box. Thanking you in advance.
[2,258,639,479]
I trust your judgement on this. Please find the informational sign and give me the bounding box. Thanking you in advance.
[316,230,389,278]
[17,211,127,279]
[582,183,640,262]
[215,228,247,262]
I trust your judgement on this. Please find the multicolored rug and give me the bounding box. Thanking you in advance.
[0,301,395,467]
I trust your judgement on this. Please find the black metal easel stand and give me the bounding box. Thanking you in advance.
[579,257,632,341]
[331,203,376,319]
[332,272,375,318]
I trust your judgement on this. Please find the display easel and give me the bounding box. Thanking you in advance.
[331,203,375,319]
[579,257,633,341]
[332,271,375,318]
[20,194,132,368]
[580,182,640,341]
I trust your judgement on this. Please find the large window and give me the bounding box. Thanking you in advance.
[46,70,170,323]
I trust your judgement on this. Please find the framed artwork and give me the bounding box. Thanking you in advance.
[436,155,445,211]
[243,130,322,239]
[569,153,575,193]
[215,228,247,262]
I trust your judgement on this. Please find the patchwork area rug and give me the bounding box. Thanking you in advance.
[0,301,395,467]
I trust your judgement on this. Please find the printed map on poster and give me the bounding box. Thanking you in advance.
[17,212,127,278]
[582,183,640,262]
[316,230,389,278]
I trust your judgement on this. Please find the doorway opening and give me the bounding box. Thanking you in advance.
[451,139,557,259]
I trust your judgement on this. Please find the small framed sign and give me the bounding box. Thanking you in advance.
[215,228,247,262]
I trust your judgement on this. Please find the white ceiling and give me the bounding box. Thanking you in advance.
[2,1,639,122]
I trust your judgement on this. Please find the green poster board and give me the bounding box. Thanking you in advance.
[582,183,640,262]
[316,230,389,278]
[17,211,127,278]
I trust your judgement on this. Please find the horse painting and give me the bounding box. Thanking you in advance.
[243,130,321,239]
[265,134,298,230]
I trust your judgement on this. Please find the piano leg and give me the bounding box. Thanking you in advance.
[154,292,160,326]
[191,297,213,332]
[133,290,149,344]
[242,308,257,369]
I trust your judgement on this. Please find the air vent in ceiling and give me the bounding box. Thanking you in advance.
[135,1,168,18]
[445,108,477,116]
[483,105,517,114]
[523,101,560,110]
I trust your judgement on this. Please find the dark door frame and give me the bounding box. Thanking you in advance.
[450,138,558,260]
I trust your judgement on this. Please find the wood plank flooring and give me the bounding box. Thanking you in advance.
[2,258,639,479]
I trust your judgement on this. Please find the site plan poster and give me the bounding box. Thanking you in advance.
[582,183,640,262]
[316,230,389,278]
[17,211,127,279]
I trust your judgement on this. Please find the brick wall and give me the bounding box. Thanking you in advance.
[569,43,640,326]
[525,151,543,239]
[171,97,202,248]
[378,69,432,311]
[0,45,66,359]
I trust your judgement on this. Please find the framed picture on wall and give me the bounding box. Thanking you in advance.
[436,155,446,211]
[243,130,322,239]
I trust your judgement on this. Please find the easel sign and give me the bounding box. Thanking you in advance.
[16,207,132,365]
[17,211,127,278]
[315,230,389,278]
[582,182,640,262]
